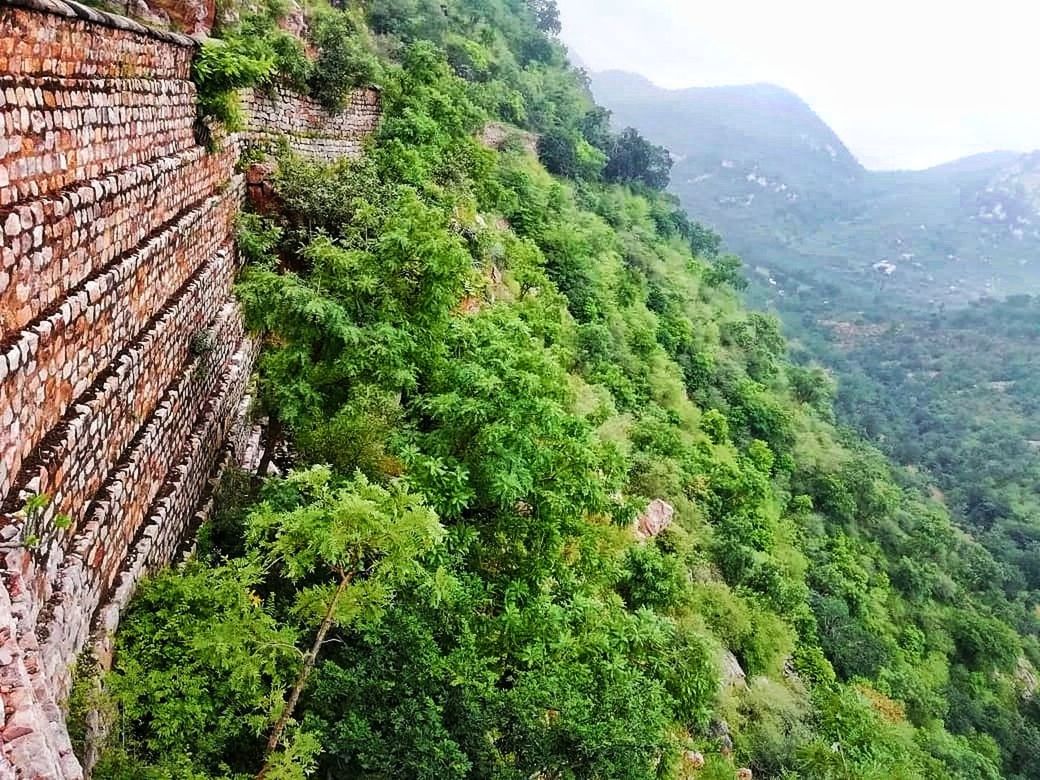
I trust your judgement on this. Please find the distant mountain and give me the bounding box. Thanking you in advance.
[591,71,1040,307]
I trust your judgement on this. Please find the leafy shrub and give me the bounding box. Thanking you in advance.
[526,0,561,34]
[309,10,381,111]
[236,212,282,269]
[604,127,673,190]
[618,543,688,610]
[97,562,299,777]
[239,10,313,91]
[192,36,276,128]
[704,253,748,289]
[536,126,605,180]
[366,0,449,41]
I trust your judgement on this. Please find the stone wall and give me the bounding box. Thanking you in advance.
[240,84,382,161]
[0,0,381,774]
[0,2,237,776]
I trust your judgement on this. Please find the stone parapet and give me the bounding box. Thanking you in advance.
[1,245,238,545]
[0,183,238,507]
[0,75,199,208]
[0,0,195,80]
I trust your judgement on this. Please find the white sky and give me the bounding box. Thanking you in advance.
[557,0,1040,170]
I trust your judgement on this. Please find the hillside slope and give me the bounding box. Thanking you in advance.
[78,4,1040,780]
[592,72,1040,307]
[789,293,1040,612]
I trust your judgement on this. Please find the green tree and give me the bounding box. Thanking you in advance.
[247,468,444,773]
[604,128,673,190]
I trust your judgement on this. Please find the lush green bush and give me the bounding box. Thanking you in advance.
[308,10,382,111]
[192,35,276,128]
[604,127,674,190]
[94,562,300,778]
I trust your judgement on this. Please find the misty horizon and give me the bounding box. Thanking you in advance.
[558,0,1040,171]
[583,66,1036,173]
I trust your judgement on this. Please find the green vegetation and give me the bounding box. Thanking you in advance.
[84,1,1040,778]
[784,296,1040,605]
[193,0,379,128]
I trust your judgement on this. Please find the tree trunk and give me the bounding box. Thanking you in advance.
[256,571,352,779]
[256,415,282,478]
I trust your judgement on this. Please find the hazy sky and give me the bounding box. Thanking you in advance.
[557,0,1040,170]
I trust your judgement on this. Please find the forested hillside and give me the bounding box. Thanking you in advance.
[784,295,1040,606]
[79,2,1040,778]
[591,72,1040,307]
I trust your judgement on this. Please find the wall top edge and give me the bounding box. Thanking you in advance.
[0,0,199,48]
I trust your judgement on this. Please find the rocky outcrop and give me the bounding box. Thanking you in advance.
[479,121,538,156]
[682,749,705,770]
[720,650,747,689]
[634,498,674,540]
[131,0,214,35]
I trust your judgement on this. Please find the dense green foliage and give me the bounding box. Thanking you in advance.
[783,296,1040,607]
[87,1,1040,778]
[193,0,379,127]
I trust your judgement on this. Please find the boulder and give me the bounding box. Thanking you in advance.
[710,719,733,757]
[634,498,674,540]
[720,649,747,689]
[278,0,308,38]
[479,122,539,155]
[682,750,705,770]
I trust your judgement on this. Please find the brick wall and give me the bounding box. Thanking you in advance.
[0,0,381,774]
[0,2,238,776]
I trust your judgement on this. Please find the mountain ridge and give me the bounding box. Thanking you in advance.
[595,70,1036,173]
[591,70,1040,306]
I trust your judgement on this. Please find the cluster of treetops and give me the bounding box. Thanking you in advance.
[769,291,1040,628]
[74,0,1040,778]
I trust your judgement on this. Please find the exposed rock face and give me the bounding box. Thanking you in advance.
[634,498,674,540]
[682,749,705,769]
[720,649,747,689]
[1016,656,1039,700]
[479,121,539,155]
[277,0,307,38]
[710,719,734,757]
[245,161,279,215]
[135,0,215,35]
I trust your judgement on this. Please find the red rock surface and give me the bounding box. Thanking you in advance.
[634,498,675,540]
[135,0,215,35]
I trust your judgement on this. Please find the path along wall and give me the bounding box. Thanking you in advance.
[0,1,379,776]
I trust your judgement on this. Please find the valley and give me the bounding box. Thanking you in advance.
[591,67,1040,617]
